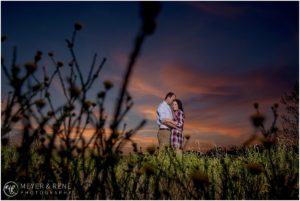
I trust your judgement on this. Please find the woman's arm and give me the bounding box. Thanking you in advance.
[162,118,176,125]
[162,119,180,129]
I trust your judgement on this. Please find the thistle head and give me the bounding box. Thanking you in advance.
[103,80,113,91]
[48,52,54,57]
[259,136,276,149]
[132,142,138,153]
[143,162,155,176]
[32,84,42,92]
[25,62,37,73]
[34,99,46,109]
[97,91,106,99]
[127,160,135,169]
[34,51,42,63]
[1,35,7,42]
[245,163,264,175]
[2,138,9,146]
[250,113,265,128]
[190,169,210,188]
[140,2,161,35]
[47,111,55,117]
[74,22,82,31]
[83,100,93,110]
[69,86,81,98]
[57,61,64,68]
[146,144,156,155]
[184,134,191,140]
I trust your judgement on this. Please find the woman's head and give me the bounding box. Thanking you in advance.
[172,99,184,112]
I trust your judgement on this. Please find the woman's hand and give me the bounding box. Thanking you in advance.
[162,118,179,129]
[166,119,177,125]
[162,118,172,124]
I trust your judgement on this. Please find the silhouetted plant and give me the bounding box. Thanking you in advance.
[244,102,279,149]
[1,2,161,199]
[244,102,298,199]
[280,81,299,144]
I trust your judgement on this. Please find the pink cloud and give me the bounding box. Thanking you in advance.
[187,2,248,18]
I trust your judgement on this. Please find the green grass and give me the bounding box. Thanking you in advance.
[2,143,298,199]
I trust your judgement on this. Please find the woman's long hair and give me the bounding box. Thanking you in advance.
[174,99,184,113]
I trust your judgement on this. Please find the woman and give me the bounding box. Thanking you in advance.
[162,99,185,150]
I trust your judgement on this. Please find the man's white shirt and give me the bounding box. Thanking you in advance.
[156,101,173,129]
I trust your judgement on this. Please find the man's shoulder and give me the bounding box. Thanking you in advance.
[158,101,165,107]
[157,101,167,110]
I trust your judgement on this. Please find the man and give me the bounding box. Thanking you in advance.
[156,92,176,148]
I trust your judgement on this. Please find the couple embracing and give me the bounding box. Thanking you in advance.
[156,92,185,153]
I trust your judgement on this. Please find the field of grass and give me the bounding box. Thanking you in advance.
[2,143,298,199]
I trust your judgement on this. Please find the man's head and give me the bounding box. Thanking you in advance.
[164,92,176,105]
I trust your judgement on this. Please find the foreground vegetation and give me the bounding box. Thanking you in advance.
[2,143,298,199]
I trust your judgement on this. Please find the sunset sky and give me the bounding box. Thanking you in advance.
[2,1,299,151]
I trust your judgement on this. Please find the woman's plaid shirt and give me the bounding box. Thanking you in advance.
[171,110,185,149]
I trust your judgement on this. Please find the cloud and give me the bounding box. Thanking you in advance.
[159,64,239,96]
[187,2,248,18]
[129,76,164,98]
[7,57,294,151]
[124,60,295,149]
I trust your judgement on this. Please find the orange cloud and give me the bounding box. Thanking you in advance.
[135,105,157,120]
[129,77,164,98]
[124,60,290,150]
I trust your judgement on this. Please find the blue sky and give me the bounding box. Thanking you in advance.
[2,1,299,151]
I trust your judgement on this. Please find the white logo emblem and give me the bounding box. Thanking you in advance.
[3,181,19,197]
